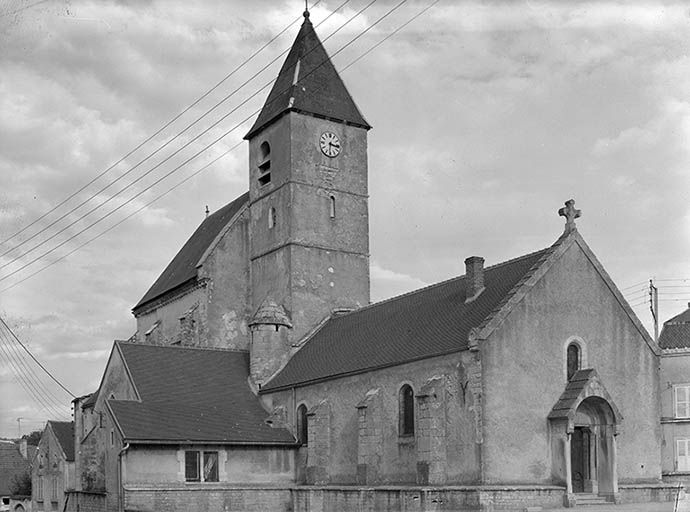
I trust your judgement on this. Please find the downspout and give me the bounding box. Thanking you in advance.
[117,443,130,512]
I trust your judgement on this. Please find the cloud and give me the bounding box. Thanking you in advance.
[371,261,428,302]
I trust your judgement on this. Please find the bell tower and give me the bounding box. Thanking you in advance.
[244,10,371,365]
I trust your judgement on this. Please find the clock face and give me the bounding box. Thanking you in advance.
[319,132,341,158]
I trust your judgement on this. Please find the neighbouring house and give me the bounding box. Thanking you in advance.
[660,303,690,488]
[69,8,677,512]
[31,421,75,512]
[0,439,34,512]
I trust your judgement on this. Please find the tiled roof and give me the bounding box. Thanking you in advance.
[81,391,98,409]
[244,14,370,140]
[659,305,690,349]
[108,342,296,445]
[48,421,74,462]
[548,368,622,424]
[262,248,550,391]
[0,443,30,496]
[133,192,249,311]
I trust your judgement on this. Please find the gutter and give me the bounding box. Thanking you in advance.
[117,442,130,512]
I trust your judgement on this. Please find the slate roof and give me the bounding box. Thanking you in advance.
[659,304,690,349]
[548,369,597,420]
[262,247,550,391]
[0,442,30,496]
[134,192,249,311]
[244,13,370,140]
[48,421,74,462]
[107,342,296,445]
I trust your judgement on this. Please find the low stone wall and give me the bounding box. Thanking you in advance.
[124,485,292,512]
[292,485,565,512]
[618,483,683,504]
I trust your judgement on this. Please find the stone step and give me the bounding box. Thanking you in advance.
[575,493,611,506]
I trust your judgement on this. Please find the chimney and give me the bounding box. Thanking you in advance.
[465,256,485,303]
[19,438,27,459]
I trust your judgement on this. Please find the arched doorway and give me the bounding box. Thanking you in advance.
[571,396,618,497]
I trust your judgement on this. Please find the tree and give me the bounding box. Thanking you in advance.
[10,471,31,496]
[21,429,42,446]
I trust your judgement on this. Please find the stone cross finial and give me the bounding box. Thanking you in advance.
[558,199,581,232]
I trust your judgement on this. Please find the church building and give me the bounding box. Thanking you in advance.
[69,10,677,512]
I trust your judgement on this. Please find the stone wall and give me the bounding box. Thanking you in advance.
[64,491,106,512]
[124,486,292,512]
[480,241,662,485]
[263,351,481,485]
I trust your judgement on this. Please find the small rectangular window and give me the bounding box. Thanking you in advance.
[185,451,200,482]
[110,430,114,447]
[676,386,690,418]
[37,477,44,500]
[185,451,218,482]
[203,452,219,482]
[52,476,58,500]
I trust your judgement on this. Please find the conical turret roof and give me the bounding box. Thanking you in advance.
[245,12,370,139]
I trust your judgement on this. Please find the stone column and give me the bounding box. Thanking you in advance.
[356,389,382,484]
[415,376,447,485]
[585,429,597,494]
[611,432,621,503]
[564,433,576,508]
[306,400,331,484]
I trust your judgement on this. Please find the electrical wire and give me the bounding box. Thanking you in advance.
[0,0,368,275]
[0,0,324,248]
[0,0,350,267]
[0,316,75,397]
[0,0,437,292]
[0,0,403,285]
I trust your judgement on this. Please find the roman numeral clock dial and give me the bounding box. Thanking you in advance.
[319,131,341,158]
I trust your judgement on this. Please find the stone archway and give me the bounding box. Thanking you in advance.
[548,369,622,507]
[571,396,618,496]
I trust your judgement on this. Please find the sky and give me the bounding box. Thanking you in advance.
[0,0,689,438]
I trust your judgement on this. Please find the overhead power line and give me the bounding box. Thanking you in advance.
[0,0,325,249]
[0,316,75,398]
[0,0,362,275]
[0,0,388,284]
[0,0,438,292]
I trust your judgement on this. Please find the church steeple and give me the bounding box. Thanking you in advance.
[244,11,371,140]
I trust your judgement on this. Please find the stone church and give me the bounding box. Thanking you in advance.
[67,10,677,512]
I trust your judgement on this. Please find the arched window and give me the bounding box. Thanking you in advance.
[329,195,336,219]
[268,207,276,229]
[258,141,271,186]
[567,343,580,380]
[296,404,308,445]
[399,384,415,436]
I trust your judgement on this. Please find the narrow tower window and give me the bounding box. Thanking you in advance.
[297,404,308,445]
[268,207,276,229]
[567,343,580,380]
[258,141,271,186]
[329,195,336,219]
[399,384,415,436]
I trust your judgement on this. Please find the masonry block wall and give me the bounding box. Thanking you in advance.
[416,375,448,485]
[356,388,383,484]
[307,400,332,484]
[263,350,481,485]
[134,211,251,350]
[480,242,661,485]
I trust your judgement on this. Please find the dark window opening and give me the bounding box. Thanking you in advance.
[329,195,336,219]
[258,141,271,186]
[399,384,415,436]
[567,343,580,380]
[185,451,200,482]
[297,404,308,445]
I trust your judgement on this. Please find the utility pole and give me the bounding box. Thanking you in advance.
[649,279,659,342]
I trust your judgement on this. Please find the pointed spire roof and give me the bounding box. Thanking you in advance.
[245,12,371,140]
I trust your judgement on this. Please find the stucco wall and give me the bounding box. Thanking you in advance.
[480,241,661,485]
[123,446,294,484]
[263,351,481,485]
[135,287,206,345]
[660,351,690,479]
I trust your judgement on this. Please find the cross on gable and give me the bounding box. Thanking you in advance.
[558,199,581,232]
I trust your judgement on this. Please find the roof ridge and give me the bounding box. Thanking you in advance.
[116,340,249,354]
[335,246,552,320]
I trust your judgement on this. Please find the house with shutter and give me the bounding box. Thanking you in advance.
[69,8,678,512]
[31,421,75,512]
[659,304,690,486]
